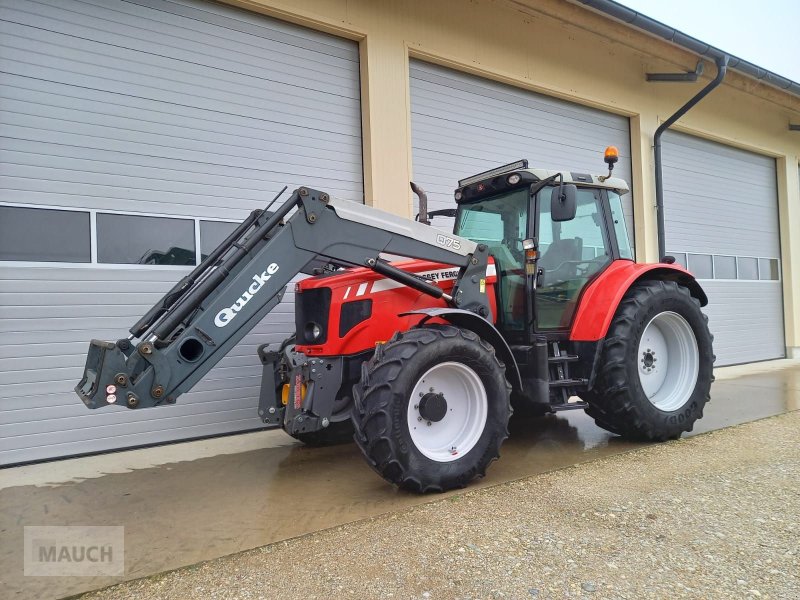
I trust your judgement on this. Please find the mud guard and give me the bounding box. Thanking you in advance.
[400,308,523,392]
[570,262,708,342]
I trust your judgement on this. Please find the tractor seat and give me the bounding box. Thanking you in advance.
[538,237,583,284]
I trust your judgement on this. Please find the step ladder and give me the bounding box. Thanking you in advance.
[548,341,588,411]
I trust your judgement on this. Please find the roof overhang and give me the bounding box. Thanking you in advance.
[572,0,800,101]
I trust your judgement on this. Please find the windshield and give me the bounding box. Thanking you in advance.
[454,188,529,248]
[455,188,529,331]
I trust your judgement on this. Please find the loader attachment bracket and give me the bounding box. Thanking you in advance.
[76,340,133,409]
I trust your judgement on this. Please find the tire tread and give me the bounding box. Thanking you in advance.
[352,325,511,492]
[585,280,715,441]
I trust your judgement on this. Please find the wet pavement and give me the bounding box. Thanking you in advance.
[1,365,799,599]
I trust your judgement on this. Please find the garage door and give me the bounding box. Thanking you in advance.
[0,0,362,464]
[409,60,634,246]
[662,130,784,366]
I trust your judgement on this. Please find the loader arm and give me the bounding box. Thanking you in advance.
[76,187,492,410]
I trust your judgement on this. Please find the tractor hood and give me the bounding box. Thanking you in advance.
[294,259,498,356]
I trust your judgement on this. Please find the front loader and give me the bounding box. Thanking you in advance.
[76,153,714,492]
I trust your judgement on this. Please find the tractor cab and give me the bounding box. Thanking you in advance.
[452,158,632,343]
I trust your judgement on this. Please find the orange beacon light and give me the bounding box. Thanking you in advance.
[600,146,619,181]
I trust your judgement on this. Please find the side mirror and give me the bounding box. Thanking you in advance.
[550,184,577,222]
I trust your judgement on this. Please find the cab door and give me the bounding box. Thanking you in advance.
[534,187,613,331]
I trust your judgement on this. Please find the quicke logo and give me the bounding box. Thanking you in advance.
[215,263,280,328]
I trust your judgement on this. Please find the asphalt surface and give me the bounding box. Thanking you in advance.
[1,362,798,599]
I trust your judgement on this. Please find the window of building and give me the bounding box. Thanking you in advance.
[97,213,195,265]
[759,258,780,280]
[687,254,713,279]
[0,206,91,263]
[671,250,780,282]
[737,257,759,280]
[671,252,687,269]
[200,220,239,260]
[713,255,737,280]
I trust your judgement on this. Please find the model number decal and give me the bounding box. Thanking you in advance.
[214,263,280,328]
[436,234,461,250]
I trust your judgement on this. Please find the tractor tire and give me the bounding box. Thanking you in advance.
[292,419,355,447]
[585,280,714,442]
[352,325,512,493]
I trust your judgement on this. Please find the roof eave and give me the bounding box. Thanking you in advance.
[573,0,800,101]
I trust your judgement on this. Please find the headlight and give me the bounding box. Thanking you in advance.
[305,321,322,341]
[507,173,521,185]
[295,287,331,344]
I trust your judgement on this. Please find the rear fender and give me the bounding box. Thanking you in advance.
[401,308,523,392]
[570,261,708,342]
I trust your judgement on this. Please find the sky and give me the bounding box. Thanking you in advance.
[615,0,800,82]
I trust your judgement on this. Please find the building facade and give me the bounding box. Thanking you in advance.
[1,0,798,464]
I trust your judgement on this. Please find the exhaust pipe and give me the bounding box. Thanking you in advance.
[410,182,429,225]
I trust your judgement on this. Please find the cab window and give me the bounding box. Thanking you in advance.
[455,188,529,331]
[536,187,611,329]
[608,191,633,260]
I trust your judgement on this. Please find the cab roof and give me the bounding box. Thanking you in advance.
[520,168,630,195]
[456,160,630,197]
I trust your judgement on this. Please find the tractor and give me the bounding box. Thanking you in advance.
[76,150,714,492]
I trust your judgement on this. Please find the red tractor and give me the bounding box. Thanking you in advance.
[77,153,714,492]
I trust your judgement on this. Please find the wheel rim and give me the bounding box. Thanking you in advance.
[637,311,700,412]
[407,361,488,462]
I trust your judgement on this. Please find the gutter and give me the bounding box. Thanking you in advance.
[575,0,800,100]
[653,56,729,260]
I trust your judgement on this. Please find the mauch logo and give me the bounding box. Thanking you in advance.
[215,263,280,328]
[24,525,124,576]
[39,543,112,562]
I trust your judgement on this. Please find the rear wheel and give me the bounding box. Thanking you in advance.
[585,280,714,441]
[352,325,511,492]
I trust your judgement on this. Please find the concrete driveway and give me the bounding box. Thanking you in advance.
[1,361,798,599]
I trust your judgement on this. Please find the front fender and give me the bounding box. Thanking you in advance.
[570,261,708,342]
[400,308,523,392]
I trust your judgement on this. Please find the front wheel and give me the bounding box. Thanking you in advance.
[586,280,715,441]
[352,325,512,493]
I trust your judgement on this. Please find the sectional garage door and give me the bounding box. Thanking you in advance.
[409,60,635,246]
[0,0,362,464]
[662,131,784,366]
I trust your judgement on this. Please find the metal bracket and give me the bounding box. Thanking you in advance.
[647,60,704,83]
[137,343,174,403]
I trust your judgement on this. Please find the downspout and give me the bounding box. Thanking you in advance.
[654,55,728,260]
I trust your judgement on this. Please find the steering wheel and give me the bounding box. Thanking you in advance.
[540,256,606,284]
[574,255,608,276]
